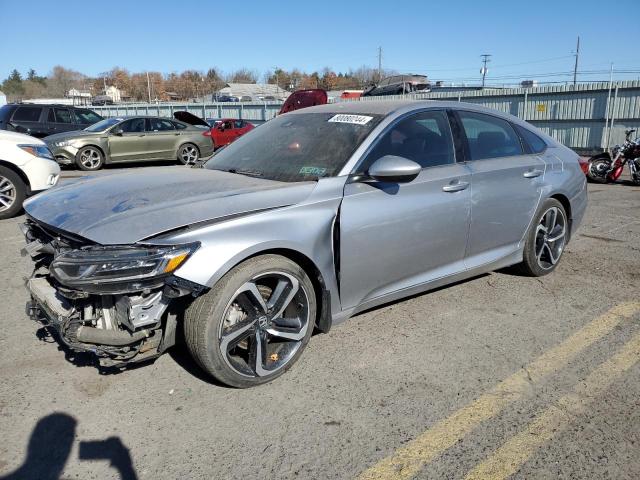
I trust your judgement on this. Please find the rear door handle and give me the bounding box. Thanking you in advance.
[442,181,469,192]
[523,169,543,178]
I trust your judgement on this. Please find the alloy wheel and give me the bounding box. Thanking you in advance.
[79,148,102,169]
[0,175,16,212]
[180,145,199,165]
[534,206,566,270]
[218,271,310,378]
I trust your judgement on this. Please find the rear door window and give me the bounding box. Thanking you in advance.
[12,106,42,122]
[53,108,73,124]
[171,121,187,130]
[148,118,175,131]
[74,109,102,125]
[458,111,523,160]
[514,124,547,153]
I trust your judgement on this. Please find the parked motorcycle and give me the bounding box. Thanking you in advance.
[586,129,640,184]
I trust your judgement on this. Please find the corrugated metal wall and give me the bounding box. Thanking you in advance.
[91,81,640,151]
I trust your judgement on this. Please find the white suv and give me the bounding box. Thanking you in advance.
[0,130,60,219]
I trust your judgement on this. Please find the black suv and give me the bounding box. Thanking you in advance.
[0,104,103,138]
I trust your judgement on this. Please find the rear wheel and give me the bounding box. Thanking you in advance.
[178,143,199,165]
[184,254,316,388]
[75,146,104,171]
[587,158,611,183]
[0,166,26,219]
[518,198,568,276]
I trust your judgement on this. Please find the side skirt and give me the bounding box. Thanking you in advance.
[331,249,522,326]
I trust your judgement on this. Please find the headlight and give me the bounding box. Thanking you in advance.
[54,140,75,148]
[51,243,199,291]
[18,144,55,161]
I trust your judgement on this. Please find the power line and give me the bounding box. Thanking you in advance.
[480,54,491,88]
[573,36,580,86]
[390,55,575,73]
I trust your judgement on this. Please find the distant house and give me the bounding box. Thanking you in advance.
[0,90,6,106]
[67,88,91,99]
[161,91,184,101]
[104,86,122,103]
[66,88,92,106]
[216,83,290,101]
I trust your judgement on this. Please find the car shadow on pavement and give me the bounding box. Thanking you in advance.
[168,331,229,387]
[0,412,138,480]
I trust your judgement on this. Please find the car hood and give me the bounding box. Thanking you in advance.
[24,167,316,244]
[44,130,100,143]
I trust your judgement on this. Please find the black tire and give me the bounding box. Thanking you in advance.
[586,158,611,184]
[177,143,200,165]
[184,254,316,388]
[518,198,568,277]
[0,166,26,220]
[75,146,104,171]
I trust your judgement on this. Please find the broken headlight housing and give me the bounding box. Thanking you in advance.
[50,243,199,293]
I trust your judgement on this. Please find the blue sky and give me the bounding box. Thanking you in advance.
[1,0,638,85]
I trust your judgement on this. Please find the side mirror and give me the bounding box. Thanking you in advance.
[367,155,421,183]
[217,125,225,132]
[112,128,123,136]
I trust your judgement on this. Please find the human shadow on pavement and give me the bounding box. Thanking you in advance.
[0,412,138,480]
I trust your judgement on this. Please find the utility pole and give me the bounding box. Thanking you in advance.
[377,46,383,82]
[146,72,152,103]
[480,54,491,88]
[572,36,580,87]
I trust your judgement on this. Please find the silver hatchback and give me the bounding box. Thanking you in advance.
[22,100,587,387]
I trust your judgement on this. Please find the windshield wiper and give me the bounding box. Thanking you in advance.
[225,168,264,178]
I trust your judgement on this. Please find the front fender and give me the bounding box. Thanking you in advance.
[158,192,344,318]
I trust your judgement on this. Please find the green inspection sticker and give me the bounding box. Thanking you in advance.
[299,166,327,176]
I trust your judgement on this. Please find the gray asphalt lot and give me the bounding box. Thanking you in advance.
[0,166,638,479]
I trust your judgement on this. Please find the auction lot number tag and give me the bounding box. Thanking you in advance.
[328,114,373,125]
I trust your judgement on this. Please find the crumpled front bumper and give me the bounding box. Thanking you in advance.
[25,275,167,368]
[46,144,78,165]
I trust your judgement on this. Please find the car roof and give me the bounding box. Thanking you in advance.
[287,99,533,127]
[7,103,91,109]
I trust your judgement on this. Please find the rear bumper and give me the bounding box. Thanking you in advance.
[570,176,588,239]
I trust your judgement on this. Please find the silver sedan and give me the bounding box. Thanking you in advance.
[22,100,587,387]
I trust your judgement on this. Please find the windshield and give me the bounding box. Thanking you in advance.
[205,112,381,182]
[84,118,122,132]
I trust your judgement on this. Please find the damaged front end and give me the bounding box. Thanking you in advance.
[22,219,204,368]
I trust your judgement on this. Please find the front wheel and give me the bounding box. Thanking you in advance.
[75,146,104,171]
[0,166,26,219]
[184,254,316,388]
[631,161,640,185]
[518,198,568,276]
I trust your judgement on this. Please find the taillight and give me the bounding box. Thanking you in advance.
[578,157,589,174]
[202,129,214,145]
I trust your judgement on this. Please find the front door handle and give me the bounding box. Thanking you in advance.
[523,169,543,178]
[442,181,470,192]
